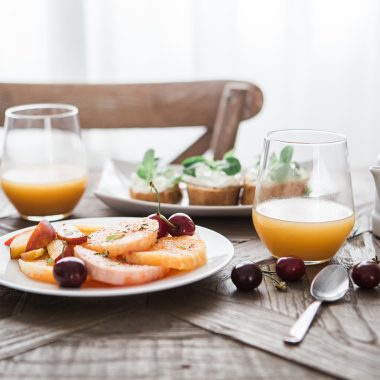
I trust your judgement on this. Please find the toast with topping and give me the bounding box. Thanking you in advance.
[125,234,207,270]
[84,218,159,258]
[74,246,168,286]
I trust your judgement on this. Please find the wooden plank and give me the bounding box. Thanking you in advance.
[0,294,145,360]
[0,309,333,380]
[151,287,379,380]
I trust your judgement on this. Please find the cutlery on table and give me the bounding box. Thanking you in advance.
[284,264,349,344]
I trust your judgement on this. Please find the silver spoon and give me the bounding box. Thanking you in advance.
[284,264,349,344]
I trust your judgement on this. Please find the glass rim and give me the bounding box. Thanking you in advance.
[5,103,78,120]
[265,129,347,145]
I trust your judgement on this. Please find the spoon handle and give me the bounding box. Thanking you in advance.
[284,300,322,344]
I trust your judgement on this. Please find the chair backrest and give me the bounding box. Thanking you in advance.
[0,80,263,162]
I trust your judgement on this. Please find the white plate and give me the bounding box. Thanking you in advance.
[95,159,252,217]
[0,217,234,297]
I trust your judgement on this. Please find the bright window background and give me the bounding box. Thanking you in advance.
[0,0,379,168]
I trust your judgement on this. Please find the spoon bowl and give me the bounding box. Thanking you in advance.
[311,265,350,302]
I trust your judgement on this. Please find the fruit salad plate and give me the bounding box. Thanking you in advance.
[0,217,234,297]
[95,159,252,217]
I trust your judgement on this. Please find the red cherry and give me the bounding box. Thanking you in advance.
[276,256,306,281]
[148,213,169,238]
[351,261,380,289]
[168,213,196,236]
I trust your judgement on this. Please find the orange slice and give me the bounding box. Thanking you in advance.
[18,258,55,284]
[125,234,207,270]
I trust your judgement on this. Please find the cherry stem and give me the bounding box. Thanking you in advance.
[149,181,176,229]
[263,272,287,291]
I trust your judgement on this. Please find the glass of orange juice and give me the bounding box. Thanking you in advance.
[252,129,355,265]
[1,104,87,221]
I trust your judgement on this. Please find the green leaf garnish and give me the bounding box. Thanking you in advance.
[220,156,241,175]
[137,149,156,181]
[106,233,124,242]
[182,152,242,177]
[182,156,207,167]
[279,146,293,164]
[46,258,54,266]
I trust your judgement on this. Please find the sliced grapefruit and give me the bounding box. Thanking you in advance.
[74,245,168,286]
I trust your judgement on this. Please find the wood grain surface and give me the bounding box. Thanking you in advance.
[0,169,378,380]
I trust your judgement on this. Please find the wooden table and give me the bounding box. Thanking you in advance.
[0,169,378,380]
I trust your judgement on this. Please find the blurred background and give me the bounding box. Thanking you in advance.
[0,0,379,169]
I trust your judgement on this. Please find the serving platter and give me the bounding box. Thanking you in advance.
[95,159,252,217]
[0,217,234,297]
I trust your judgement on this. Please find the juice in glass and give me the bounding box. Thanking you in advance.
[252,197,354,263]
[1,164,87,219]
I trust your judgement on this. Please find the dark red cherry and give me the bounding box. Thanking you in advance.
[148,213,169,238]
[351,261,380,289]
[276,256,306,281]
[53,257,87,288]
[231,261,262,290]
[168,213,196,236]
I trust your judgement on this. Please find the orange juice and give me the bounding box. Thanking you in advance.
[1,165,87,217]
[252,197,354,263]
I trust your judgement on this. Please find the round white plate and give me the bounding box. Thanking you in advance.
[94,159,252,217]
[0,217,234,297]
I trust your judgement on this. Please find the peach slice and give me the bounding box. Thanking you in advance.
[57,224,88,245]
[10,230,33,259]
[74,224,105,235]
[20,248,47,261]
[47,239,74,262]
[26,220,56,251]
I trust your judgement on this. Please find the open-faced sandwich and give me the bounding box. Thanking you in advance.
[258,145,308,201]
[129,149,181,204]
[181,151,243,206]
[6,211,207,288]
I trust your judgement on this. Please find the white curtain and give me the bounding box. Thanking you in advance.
[0,0,379,168]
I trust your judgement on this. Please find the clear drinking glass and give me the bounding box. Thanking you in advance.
[252,129,355,265]
[1,104,87,221]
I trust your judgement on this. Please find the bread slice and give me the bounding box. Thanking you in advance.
[260,180,306,201]
[130,185,181,204]
[241,182,256,205]
[125,234,207,270]
[84,219,158,258]
[187,184,241,206]
[74,246,168,286]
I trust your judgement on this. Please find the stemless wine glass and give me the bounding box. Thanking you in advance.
[252,129,355,265]
[1,104,87,221]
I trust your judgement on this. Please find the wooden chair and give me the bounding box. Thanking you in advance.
[0,80,263,163]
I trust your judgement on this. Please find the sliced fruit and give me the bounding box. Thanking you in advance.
[125,234,207,270]
[74,224,106,235]
[10,230,33,259]
[74,245,168,286]
[19,258,55,284]
[47,239,74,262]
[20,248,47,261]
[26,220,56,251]
[57,224,88,245]
[84,218,159,258]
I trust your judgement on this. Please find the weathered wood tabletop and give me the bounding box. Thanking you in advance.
[0,169,378,380]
